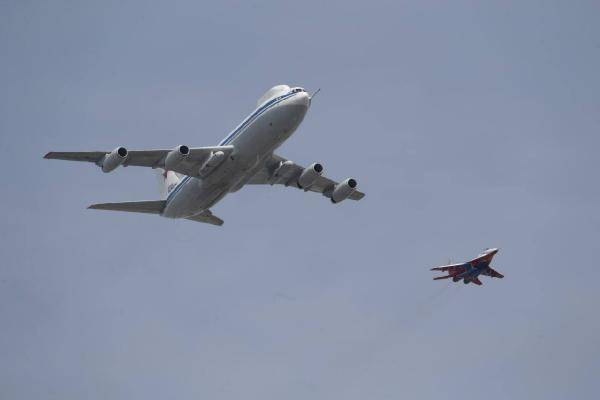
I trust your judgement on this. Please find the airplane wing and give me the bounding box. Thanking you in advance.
[480,267,504,279]
[246,154,365,201]
[430,263,467,272]
[471,252,496,265]
[44,146,234,177]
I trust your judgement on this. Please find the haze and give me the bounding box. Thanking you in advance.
[1,1,599,399]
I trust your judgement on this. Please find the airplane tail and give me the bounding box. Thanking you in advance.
[88,200,224,226]
[88,167,175,215]
[88,169,224,226]
[88,200,166,214]
[156,168,181,199]
[488,267,504,279]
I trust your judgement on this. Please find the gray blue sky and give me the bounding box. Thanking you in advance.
[1,1,599,399]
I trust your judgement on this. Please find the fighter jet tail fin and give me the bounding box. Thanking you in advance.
[487,268,504,278]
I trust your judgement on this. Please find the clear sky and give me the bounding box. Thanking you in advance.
[1,1,599,399]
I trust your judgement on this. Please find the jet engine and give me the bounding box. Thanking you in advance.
[272,160,296,181]
[198,150,226,177]
[331,178,358,203]
[101,147,128,173]
[297,163,323,189]
[165,145,190,170]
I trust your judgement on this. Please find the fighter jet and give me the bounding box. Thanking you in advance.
[431,248,504,285]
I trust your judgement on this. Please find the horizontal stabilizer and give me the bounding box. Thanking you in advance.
[185,210,224,226]
[88,200,166,214]
[488,268,504,278]
[481,267,505,279]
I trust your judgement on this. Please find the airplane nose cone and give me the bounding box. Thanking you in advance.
[285,91,310,117]
[292,91,310,108]
[276,91,310,132]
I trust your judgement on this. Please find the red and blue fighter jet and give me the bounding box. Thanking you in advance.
[431,248,504,285]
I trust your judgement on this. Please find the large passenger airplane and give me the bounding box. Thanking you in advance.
[44,84,364,226]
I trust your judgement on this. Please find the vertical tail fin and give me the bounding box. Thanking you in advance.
[156,168,181,199]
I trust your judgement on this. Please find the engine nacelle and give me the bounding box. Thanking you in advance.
[198,150,226,177]
[101,147,128,173]
[164,145,190,170]
[331,178,358,203]
[272,160,296,180]
[297,162,323,189]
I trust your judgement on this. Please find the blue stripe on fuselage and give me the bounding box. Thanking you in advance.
[166,175,191,202]
[165,91,298,204]
[218,91,296,146]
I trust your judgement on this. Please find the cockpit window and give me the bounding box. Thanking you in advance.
[291,87,304,93]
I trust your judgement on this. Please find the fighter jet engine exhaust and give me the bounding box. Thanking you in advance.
[331,178,358,203]
[100,147,128,173]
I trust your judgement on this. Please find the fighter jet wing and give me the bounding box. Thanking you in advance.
[471,253,496,265]
[430,263,467,272]
[44,146,234,177]
[480,267,504,279]
[246,153,365,201]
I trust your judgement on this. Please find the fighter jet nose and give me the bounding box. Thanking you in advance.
[488,248,499,256]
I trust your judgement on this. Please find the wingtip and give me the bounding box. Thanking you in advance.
[87,204,107,210]
[43,152,52,159]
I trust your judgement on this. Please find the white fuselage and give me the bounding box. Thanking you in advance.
[162,88,310,218]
